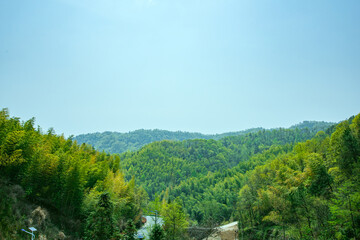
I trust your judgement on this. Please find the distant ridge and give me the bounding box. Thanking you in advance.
[289,120,336,133]
[74,121,334,154]
[73,128,263,154]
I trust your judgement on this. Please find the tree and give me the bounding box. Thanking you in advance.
[123,220,137,240]
[150,223,165,240]
[162,199,188,240]
[84,192,116,240]
[305,153,333,197]
[329,181,360,239]
[330,121,358,175]
[0,130,25,167]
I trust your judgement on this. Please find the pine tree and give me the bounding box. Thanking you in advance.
[84,192,115,240]
[150,223,164,240]
[123,220,137,240]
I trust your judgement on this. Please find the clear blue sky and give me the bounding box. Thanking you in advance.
[1,0,359,136]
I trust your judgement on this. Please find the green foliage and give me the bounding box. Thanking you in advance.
[329,121,359,175]
[0,181,20,239]
[122,220,137,240]
[74,128,265,154]
[162,199,189,240]
[75,120,332,155]
[120,127,324,225]
[0,109,145,239]
[84,192,115,240]
[1,107,356,239]
[289,120,335,134]
[235,114,360,239]
[0,179,67,239]
[150,223,165,240]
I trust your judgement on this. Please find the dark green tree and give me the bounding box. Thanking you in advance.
[150,223,164,240]
[84,192,115,240]
[123,220,137,240]
[330,121,358,175]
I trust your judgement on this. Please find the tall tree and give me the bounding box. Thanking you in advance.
[162,199,188,240]
[84,192,116,240]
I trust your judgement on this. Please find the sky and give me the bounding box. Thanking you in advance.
[1,0,359,137]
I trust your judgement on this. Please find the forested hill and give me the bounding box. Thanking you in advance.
[119,126,334,200]
[74,128,263,154]
[1,107,359,239]
[289,120,336,133]
[133,114,360,239]
[0,109,147,239]
[74,121,334,154]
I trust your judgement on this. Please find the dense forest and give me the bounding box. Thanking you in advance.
[1,107,359,239]
[119,127,330,198]
[0,108,147,239]
[74,128,263,154]
[234,115,360,239]
[74,120,333,154]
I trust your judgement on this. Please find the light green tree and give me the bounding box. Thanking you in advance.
[161,199,188,240]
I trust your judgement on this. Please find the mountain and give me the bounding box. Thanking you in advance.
[119,126,335,222]
[119,115,360,240]
[74,128,263,154]
[74,121,334,154]
[289,120,336,133]
[3,107,357,240]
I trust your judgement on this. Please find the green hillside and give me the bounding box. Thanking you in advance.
[74,121,333,154]
[1,108,359,240]
[120,128,328,196]
[0,109,146,239]
[234,115,360,239]
[133,114,360,239]
[119,126,335,226]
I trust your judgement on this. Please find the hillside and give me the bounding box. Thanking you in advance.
[119,126,335,226]
[74,121,334,154]
[234,115,360,239]
[138,114,360,239]
[1,108,359,240]
[0,109,146,239]
[120,128,327,197]
[74,128,264,154]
